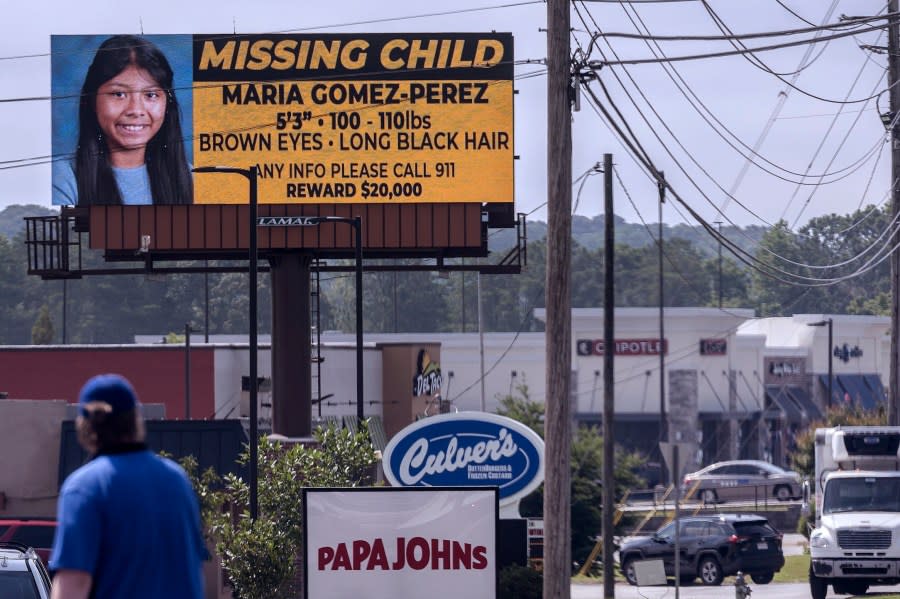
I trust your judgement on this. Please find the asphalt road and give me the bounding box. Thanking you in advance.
[572,582,900,598]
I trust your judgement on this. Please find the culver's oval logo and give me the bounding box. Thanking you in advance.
[382,412,545,506]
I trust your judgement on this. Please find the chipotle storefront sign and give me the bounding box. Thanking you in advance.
[576,338,667,357]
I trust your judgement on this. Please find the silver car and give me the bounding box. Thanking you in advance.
[0,542,51,599]
[682,460,802,504]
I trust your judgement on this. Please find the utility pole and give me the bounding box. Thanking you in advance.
[602,153,615,599]
[714,221,723,309]
[545,0,573,596]
[889,0,900,426]
[658,172,668,461]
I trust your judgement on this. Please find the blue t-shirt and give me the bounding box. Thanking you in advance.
[50,448,206,599]
[53,161,153,206]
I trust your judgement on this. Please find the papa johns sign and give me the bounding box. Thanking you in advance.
[382,412,545,506]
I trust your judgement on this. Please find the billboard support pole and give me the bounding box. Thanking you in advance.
[193,165,260,521]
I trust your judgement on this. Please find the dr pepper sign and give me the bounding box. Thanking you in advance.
[382,412,545,516]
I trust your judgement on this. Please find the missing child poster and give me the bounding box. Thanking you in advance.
[51,33,514,206]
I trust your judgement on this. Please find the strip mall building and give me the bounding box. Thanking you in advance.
[0,308,889,491]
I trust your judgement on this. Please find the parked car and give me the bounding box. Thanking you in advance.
[618,514,785,586]
[0,520,56,566]
[0,542,52,599]
[682,460,802,504]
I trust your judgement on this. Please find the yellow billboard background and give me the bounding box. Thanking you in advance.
[192,79,513,204]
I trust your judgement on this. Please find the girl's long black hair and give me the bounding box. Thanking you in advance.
[75,35,193,205]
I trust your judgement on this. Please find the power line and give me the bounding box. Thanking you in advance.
[593,0,899,252]
[0,0,546,62]
[597,13,888,42]
[607,1,881,186]
[581,79,900,286]
[593,22,891,88]
[574,1,889,246]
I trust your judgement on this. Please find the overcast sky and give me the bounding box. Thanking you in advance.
[0,0,892,235]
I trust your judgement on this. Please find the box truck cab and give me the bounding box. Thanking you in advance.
[806,427,900,599]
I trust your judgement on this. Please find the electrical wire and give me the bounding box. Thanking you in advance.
[576,0,896,251]
[608,0,879,187]
[576,2,886,244]
[576,3,898,273]
[720,0,840,208]
[598,13,887,43]
[0,0,546,62]
[594,22,891,91]
[697,1,893,103]
[774,0,822,29]
[786,68,888,227]
[581,79,900,286]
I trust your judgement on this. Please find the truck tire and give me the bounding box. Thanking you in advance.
[809,568,827,599]
[750,571,774,584]
[698,556,723,586]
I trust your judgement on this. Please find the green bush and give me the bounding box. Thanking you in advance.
[499,564,542,599]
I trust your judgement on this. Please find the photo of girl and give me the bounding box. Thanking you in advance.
[53,35,193,205]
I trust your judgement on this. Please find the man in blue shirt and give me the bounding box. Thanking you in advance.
[50,374,206,599]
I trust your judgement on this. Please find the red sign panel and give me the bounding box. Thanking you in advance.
[576,339,667,357]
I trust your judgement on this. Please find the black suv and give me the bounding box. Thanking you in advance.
[619,514,785,586]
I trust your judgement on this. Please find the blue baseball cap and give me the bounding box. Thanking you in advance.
[78,374,139,416]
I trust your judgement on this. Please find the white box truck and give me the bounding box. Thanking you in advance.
[806,426,900,599]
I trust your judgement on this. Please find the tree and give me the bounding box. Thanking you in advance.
[788,403,887,480]
[496,384,646,567]
[31,304,54,344]
[496,379,544,436]
[750,208,892,316]
[188,424,378,599]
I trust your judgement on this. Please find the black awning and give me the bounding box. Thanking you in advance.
[783,385,823,421]
[698,411,760,421]
[818,374,842,406]
[765,385,804,421]
[836,374,884,411]
[865,375,888,404]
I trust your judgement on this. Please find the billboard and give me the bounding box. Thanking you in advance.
[304,487,497,599]
[51,33,514,207]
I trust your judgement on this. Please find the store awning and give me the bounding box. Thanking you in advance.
[764,385,804,422]
[782,385,823,421]
[865,374,888,404]
[827,374,885,411]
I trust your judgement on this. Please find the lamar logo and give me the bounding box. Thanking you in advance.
[257,216,320,226]
[317,536,488,571]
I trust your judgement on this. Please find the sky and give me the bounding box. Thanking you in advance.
[0,0,893,237]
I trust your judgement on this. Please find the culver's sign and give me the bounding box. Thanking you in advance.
[383,412,545,506]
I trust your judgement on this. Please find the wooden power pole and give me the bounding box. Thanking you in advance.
[602,153,615,598]
[890,0,900,425]
[545,0,573,596]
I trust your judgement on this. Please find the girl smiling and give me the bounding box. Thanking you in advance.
[55,35,193,205]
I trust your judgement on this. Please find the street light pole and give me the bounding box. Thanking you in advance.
[353,215,364,426]
[809,318,834,410]
[192,165,260,521]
